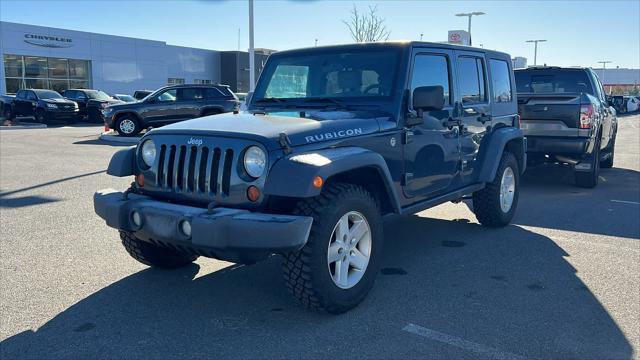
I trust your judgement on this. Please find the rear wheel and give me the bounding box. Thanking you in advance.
[282,183,384,314]
[473,152,520,227]
[120,231,198,268]
[575,137,601,188]
[601,135,615,169]
[115,115,140,136]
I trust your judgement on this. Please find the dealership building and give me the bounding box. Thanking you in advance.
[0,21,270,95]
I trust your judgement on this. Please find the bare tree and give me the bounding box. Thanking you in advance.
[343,4,390,43]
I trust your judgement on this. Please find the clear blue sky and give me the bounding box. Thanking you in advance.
[1,0,639,68]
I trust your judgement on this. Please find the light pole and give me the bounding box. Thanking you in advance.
[420,33,423,41]
[455,11,485,45]
[248,0,255,92]
[598,60,612,93]
[526,39,547,66]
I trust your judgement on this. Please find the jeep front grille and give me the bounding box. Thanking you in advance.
[156,144,234,196]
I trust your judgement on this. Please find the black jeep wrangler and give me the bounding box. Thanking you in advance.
[95,42,526,313]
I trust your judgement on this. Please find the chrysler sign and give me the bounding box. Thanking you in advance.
[24,34,73,48]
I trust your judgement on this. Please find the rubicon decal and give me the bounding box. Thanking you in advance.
[305,128,363,143]
[24,34,73,48]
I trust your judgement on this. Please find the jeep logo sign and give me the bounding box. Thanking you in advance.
[24,34,73,48]
[187,137,203,146]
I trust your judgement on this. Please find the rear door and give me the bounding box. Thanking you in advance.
[454,50,491,184]
[175,87,203,119]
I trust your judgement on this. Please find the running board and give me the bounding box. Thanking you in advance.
[398,183,485,216]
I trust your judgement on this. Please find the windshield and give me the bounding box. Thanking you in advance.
[515,70,594,94]
[35,90,63,99]
[252,48,401,104]
[85,90,113,100]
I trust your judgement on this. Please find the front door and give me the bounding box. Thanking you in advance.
[402,50,461,199]
[454,51,491,184]
[141,88,180,123]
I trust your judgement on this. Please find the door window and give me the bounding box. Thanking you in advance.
[177,88,203,101]
[16,90,26,99]
[410,54,451,105]
[489,59,513,103]
[458,57,486,104]
[26,91,37,101]
[156,89,177,102]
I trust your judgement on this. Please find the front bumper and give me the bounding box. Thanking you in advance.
[94,189,313,263]
[48,108,79,119]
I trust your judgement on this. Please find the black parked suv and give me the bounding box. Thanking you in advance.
[94,42,525,313]
[63,89,123,123]
[5,89,78,123]
[515,67,617,187]
[103,84,239,136]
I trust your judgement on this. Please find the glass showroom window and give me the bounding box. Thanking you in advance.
[3,54,91,94]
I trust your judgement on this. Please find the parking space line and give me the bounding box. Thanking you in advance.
[610,199,640,205]
[402,323,526,360]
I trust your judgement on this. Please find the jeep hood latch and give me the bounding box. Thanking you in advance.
[278,132,292,155]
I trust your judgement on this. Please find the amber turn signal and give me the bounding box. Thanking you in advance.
[136,174,145,187]
[313,176,323,188]
[247,185,261,202]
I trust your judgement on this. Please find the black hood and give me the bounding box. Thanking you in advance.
[149,110,392,150]
[41,98,76,105]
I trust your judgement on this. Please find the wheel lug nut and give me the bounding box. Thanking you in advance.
[350,250,355,256]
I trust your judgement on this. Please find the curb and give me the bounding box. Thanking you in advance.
[0,122,47,130]
[98,132,141,144]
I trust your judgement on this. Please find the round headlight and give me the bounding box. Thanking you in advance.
[141,139,156,167]
[243,146,267,178]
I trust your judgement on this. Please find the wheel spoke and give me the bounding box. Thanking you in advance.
[349,248,368,270]
[334,258,349,287]
[327,243,342,263]
[336,215,349,241]
[349,220,367,244]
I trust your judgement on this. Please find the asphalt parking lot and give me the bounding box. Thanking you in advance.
[1,115,638,359]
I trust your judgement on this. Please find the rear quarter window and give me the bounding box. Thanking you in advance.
[489,59,513,103]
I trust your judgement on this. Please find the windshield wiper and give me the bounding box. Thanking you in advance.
[303,97,346,107]
[255,97,286,103]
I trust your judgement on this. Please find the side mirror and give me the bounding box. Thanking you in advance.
[413,86,444,113]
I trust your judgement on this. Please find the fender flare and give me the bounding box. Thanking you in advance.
[264,147,401,213]
[107,146,136,177]
[477,127,526,183]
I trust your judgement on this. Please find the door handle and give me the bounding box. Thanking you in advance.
[477,113,492,124]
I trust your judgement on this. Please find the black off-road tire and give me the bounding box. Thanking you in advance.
[282,183,384,314]
[120,231,198,268]
[115,115,141,137]
[473,152,520,227]
[35,108,48,124]
[575,137,601,188]
[601,135,615,169]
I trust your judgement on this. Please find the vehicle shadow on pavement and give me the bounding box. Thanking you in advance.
[0,217,633,359]
[516,164,640,239]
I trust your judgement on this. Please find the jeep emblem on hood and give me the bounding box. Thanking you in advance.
[187,137,203,146]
